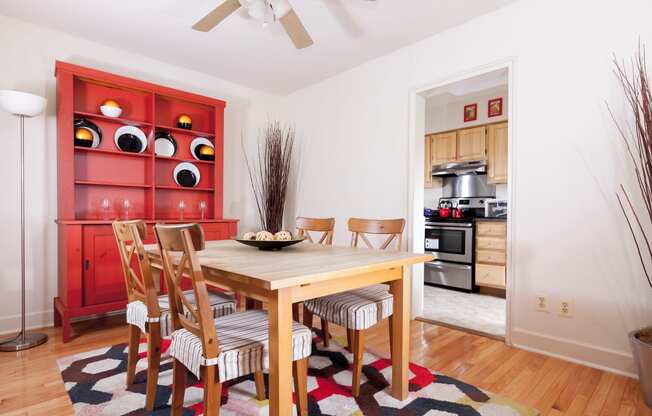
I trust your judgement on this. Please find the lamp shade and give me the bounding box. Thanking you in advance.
[0,90,46,117]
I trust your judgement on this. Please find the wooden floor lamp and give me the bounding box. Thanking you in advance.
[0,90,48,351]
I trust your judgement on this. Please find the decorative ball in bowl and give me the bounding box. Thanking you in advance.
[100,105,122,118]
[235,230,305,251]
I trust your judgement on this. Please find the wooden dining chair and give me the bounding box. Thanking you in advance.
[113,220,237,411]
[154,223,312,416]
[303,217,405,397]
[294,217,335,333]
[295,216,335,245]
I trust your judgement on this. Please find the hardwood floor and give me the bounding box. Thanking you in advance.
[0,315,649,416]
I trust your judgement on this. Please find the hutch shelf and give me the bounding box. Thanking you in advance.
[54,61,238,342]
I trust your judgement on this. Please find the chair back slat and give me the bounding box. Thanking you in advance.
[348,218,405,251]
[155,223,220,359]
[113,220,160,317]
[296,217,335,246]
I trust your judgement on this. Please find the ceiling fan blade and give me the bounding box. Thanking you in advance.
[279,8,314,49]
[192,0,241,32]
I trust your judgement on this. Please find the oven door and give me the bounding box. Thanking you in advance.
[424,222,473,263]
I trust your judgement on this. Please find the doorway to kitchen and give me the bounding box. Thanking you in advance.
[407,62,514,341]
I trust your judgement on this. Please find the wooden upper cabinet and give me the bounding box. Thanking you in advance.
[424,135,433,188]
[457,126,486,161]
[431,132,457,165]
[487,122,508,184]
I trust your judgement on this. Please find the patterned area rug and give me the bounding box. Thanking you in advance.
[57,334,538,415]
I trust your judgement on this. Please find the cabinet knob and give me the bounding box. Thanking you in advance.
[84,259,90,270]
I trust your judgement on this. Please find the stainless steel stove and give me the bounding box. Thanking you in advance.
[424,173,495,292]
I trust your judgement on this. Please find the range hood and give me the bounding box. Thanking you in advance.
[431,160,487,176]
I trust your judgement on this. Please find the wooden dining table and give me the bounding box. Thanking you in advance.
[146,239,433,416]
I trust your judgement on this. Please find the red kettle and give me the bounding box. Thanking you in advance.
[438,200,451,218]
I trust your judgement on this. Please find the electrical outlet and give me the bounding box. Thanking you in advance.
[559,300,574,318]
[535,294,548,312]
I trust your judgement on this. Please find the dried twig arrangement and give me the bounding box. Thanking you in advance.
[243,121,295,234]
[610,42,652,289]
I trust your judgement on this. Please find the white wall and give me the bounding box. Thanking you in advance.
[281,0,652,376]
[0,15,277,333]
[426,85,508,133]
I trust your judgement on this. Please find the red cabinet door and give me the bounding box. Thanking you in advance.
[202,222,237,241]
[82,225,127,306]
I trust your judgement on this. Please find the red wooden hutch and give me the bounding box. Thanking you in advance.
[54,61,238,342]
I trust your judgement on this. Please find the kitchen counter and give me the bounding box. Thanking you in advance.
[475,217,507,222]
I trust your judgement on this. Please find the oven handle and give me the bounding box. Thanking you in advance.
[425,223,473,228]
[425,261,472,271]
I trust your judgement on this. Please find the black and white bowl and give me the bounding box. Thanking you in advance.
[190,137,215,161]
[115,126,147,153]
[74,118,102,148]
[173,162,200,188]
[155,131,177,157]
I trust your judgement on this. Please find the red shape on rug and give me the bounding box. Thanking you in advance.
[368,358,434,389]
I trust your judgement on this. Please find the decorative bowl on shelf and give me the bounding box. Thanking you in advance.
[190,137,215,161]
[234,236,306,251]
[74,118,102,148]
[197,144,215,161]
[100,105,122,118]
[155,131,177,157]
[100,99,122,118]
[177,114,192,130]
[173,162,200,187]
[114,126,147,153]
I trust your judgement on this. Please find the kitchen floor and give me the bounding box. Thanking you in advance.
[421,285,506,338]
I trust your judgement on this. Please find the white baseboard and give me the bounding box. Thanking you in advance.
[0,309,53,336]
[0,308,129,337]
[511,327,637,378]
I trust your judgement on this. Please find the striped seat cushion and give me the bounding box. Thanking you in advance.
[126,290,236,337]
[304,284,393,330]
[169,309,312,381]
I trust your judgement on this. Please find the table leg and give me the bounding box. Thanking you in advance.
[268,287,293,416]
[389,266,411,400]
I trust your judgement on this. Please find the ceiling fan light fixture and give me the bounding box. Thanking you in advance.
[193,0,313,49]
[247,0,267,19]
[269,0,292,18]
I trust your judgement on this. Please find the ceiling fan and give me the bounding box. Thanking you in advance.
[193,0,314,49]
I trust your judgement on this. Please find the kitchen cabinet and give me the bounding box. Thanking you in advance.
[424,134,433,188]
[476,250,506,264]
[457,126,486,161]
[476,221,506,237]
[476,237,506,251]
[431,132,457,165]
[425,121,508,189]
[487,122,508,184]
[475,264,506,288]
[475,220,507,289]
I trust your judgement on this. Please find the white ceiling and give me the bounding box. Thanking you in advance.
[0,0,517,95]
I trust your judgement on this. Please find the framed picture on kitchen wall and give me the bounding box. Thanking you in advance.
[488,97,503,117]
[464,103,477,122]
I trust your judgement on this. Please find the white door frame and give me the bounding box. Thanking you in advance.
[406,57,517,345]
